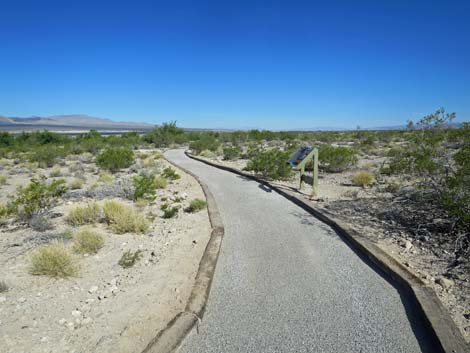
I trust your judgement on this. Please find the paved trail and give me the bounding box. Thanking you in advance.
[165,149,436,353]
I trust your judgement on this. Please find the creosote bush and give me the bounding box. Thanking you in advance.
[223,146,242,160]
[66,202,101,226]
[30,242,78,278]
[161,167,180,180]
[73,228,104,254]
[103,200,149,234]
[351,171,376,187]
[246,149,292,180]
[186,198,207,213]
[318,145,358,172]
[133,174,157,201]
[161,204,179,218]
[9,178,67,219]
[118,250,143,268]
[96,148,134,173]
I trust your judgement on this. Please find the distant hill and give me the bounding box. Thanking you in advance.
[0,114,156,132]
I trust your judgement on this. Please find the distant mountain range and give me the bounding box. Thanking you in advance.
[0,114,156,132]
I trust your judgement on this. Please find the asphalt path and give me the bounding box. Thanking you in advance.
[165,149,436,353]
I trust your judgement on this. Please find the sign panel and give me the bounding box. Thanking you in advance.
[287,146,313,167]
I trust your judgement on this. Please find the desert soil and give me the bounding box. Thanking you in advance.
[0,150,211,353]
[196,153,470,343]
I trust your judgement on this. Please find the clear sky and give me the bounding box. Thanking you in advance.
[1,0,469,130]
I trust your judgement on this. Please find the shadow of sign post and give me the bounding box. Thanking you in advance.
[287,146,319,198]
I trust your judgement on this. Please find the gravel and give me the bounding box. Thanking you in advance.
[165,149,436,353]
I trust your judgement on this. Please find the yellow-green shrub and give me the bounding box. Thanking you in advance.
[30,242,78,278]
[73,228,104,254]
[351,171,376,187]
[154,176,167,189]
[66,203,101,225]
[103,200,149,234]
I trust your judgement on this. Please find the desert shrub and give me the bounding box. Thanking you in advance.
[0,203,8,223]
[29,215,52,231]
[29,145,63,168]
[68,162,85,173]
[223,146,242,160]
[142,157,156,168]
[160,204,179,219]
[73,228,104,254]
[69,178,85,190]
[246,149,292,180]
[152,151,162,159]
[50,165,62,177]
[96,148,134,173]
[351,171,376,187]
[133,174,157,201]
[318,145,358,172]
[103,200,149,234]
[154,175,167,189]
[246,143,261,159]
[142,121,185,147]
[118,249,143,268]
[98,172,114,183]
[384,181,401,193]
[66,203,101,226]
[186,199,207,213]
[161,167,180,180]
[30,242,78,278]
[0,174,7,185]
[200,150,217,159]
[9,178,67,219]
[189,134,220,154]
[0,280,8,292]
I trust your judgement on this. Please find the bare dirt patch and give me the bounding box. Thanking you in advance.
[0,150,211,353]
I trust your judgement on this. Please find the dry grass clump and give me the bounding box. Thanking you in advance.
[50,164,62,177]
[98,172,114,183]
[69,177,85,190]
[30,242,78,278]
[66,202,101,225]
[103,200,149,234]
[142,157,155,168]
[118,249,143,268]
[154,175,167,189]
[73,228,104,254]
[0,280,8,292]
[186,198,207,213]
[351,171,376,187]
[0,174,7,185]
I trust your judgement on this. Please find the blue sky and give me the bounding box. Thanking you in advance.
[1,0,469,129]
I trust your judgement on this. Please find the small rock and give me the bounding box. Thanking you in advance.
[58,318,67,326]
[88,286,98,294]
[71,310,82,318]
[82,317,93,325]
[85,299,95,304]
[0,296,6,303]
[18,297,26,303]
[436,277,454,290]
[404,240,413,251]
[66,322,75,330]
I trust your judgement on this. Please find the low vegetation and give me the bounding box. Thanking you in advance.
[351,171,376,187]
[30,242,78,278]
[118,249,143,268]
[246,149,292,180]
[96,148,134,172]
[103,200,149,234]
[186,198,207,213]
[66,202,101,226]
[8,178,67,220]
[133,174,157,201]
[161,167,180,180]
[73,228,105,254]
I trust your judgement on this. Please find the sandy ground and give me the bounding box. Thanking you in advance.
[0,150,211,353]
[196,153,470,342]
